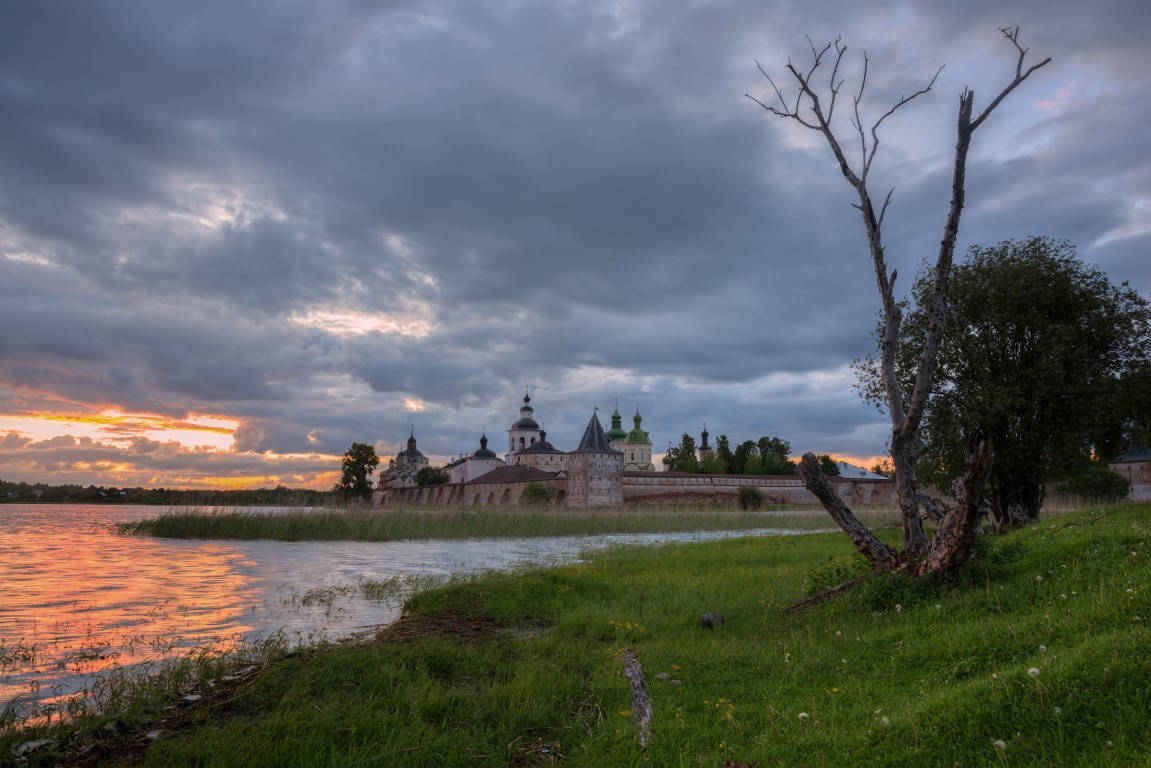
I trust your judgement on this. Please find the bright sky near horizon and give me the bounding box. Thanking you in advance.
[2,1,1148,489]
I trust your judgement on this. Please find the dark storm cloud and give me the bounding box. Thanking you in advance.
[1,0,1148,484]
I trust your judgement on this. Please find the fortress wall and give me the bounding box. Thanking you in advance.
[621,473,899,506]
[1109,460,1151,501]
[374,472,900,509]
[375,476,567,508]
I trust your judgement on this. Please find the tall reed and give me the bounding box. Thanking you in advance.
[117,504,900,541]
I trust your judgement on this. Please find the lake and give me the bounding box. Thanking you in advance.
[0,503,809,718]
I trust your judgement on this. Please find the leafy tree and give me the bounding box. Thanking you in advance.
[757,436,795,475]
[862,237,1150,524]
[714,435,736,474]
[1059,464,1130,504]
[733,440,759,474]
[665,433,700,472]
[753,28,1050,574]
[815,454,840,477]
[869,459,896,479]
[334,442,380,500]
[415,466,449,487]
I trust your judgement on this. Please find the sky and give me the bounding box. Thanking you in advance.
[2,0,1148,490]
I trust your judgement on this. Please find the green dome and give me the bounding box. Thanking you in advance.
[606,406,628,441]
[624,410,650,444]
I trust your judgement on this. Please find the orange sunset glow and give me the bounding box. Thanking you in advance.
[2,410,239,450]
[0,408,342,490]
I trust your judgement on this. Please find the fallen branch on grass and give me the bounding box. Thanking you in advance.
[783,575,871,614]
[620,648,653,748]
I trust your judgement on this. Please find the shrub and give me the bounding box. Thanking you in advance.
[1059,465,1130,503]
[520,483,558,505]
[737,485,763,510]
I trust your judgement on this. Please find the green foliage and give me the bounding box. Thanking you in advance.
[714,434,736,473]
[1058,464,1130,503]
[415,466,449,486]
[737,484,763,510]
[857,237,1151,522]
[520,482,559,505]
[333,442,380,500]
[814,454,840,476]
[660,434,798,475]
[701,453,727,474]
[756,435,796,475]
[0,478,329,506]
[804,555,870,596]
[868,458,896,479]
[665,433,700,472]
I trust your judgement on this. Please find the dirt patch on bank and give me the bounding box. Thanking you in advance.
[374,611,506,644]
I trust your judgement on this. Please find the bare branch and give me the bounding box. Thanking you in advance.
[969,28,1051,132]
[620,649,653,749]
[864,66,943,179]
[877,188,894,229]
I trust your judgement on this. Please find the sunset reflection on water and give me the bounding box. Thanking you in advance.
[2,503,792,718]
[1,505,262,710]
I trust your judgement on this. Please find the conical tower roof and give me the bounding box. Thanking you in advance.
[574,410,618,453]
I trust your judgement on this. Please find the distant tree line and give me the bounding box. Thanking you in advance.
[0,478,332,506]
[664,434,839,476]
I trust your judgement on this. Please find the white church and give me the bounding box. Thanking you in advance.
[378,391,655,489]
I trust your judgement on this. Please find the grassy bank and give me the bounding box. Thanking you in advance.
[115,504,900,541]
[12,503,1150,766]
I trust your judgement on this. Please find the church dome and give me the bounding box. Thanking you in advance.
[399,429,426,459]
[473,434,498,460]
[607,405,628,441]
[624,410,650,444]
[512,391,540,430]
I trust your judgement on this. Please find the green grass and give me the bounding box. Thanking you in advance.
[9,503,1150,766]
[114,504,897,541]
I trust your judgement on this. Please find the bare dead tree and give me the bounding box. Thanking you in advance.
[750,28,1050,573]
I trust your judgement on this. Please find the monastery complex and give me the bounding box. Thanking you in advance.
[373,392,900,508]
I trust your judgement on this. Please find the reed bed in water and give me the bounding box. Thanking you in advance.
[115,504,904,541]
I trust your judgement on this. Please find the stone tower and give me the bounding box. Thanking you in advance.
[566,410,623,507]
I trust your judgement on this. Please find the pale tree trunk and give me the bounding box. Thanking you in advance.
[918,430,992,574]
[753,29,1048,573]
[796,454,902,571]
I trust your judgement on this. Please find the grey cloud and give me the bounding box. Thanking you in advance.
[1,0,1147,484]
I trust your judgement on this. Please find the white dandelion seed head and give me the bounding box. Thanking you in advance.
[881,716,890,727]
[798,712,809,721]
[1106,741,1114,749]
[1028,667,1041,677]
[994,740,1007,751]
[1039,645,1047,653]
[894,604,902,612]
[1053,707,1062,716]
[1036,575,1044,582]
[835,630,842,637]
